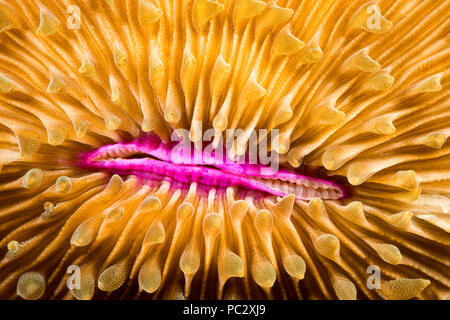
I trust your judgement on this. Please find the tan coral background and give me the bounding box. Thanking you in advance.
[0,0,448,299]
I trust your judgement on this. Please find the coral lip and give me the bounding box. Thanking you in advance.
[78,134,346,200]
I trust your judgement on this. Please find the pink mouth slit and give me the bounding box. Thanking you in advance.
[77,134,347,200]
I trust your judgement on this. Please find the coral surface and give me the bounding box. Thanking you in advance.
[0,0,448,300]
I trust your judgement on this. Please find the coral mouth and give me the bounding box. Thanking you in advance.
[77,134,346,200]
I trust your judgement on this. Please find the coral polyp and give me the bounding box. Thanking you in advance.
[78,133,347,200]
[0,0,449,300]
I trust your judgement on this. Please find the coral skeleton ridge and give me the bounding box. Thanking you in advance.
[0,0,448,300]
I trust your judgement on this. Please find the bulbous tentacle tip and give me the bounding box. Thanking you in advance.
[16,272,46,300]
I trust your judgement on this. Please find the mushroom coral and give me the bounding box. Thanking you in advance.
[0,0,448,300]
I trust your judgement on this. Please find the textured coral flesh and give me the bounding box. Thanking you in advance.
[0,0,448,301]
[78,134,346,200]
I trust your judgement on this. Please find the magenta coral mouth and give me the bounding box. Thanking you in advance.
[77,134,346,200]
